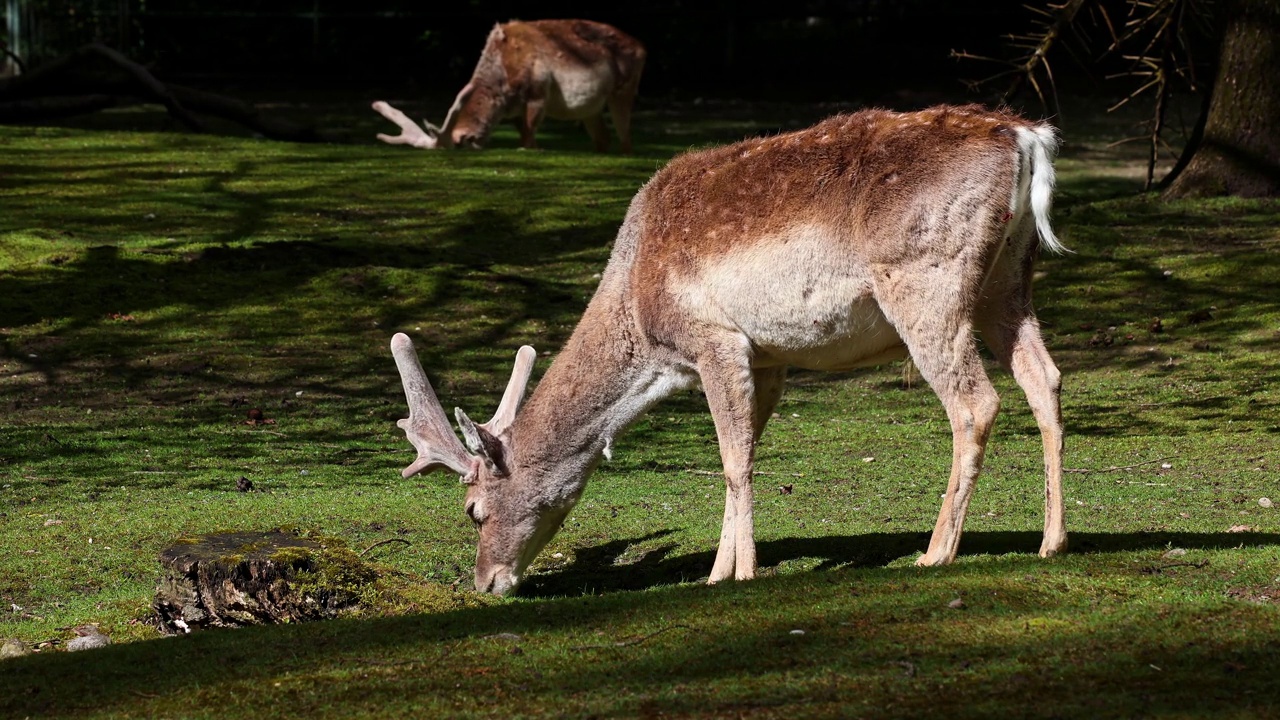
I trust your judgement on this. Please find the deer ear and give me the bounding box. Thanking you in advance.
[456,407,509,476]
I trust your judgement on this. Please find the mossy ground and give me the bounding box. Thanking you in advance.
[1,98,1278,718]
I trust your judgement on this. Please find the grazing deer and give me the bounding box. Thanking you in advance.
[391,105,1068,595]
[372,19,645,152]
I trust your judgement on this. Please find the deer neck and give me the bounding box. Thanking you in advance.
[509,292,695,495]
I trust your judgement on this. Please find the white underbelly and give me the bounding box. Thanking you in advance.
[546,64,612,118]
[675,227,908,371]
[747,300,907,371]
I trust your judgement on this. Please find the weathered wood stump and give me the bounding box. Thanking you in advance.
[153,529,377,633]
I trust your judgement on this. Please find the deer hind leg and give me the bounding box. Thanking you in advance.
[916,335,1000,567]
[978,306,1067,558]
[877,267,1001,567]
[700,342,760,584]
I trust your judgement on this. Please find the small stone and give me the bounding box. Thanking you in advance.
[948,598,966,610]
[66,625,111,652]
[789,629,805,635]
[1160,463,1172,469]
[1162,548,1187,559]
[1260,498,1273,508]
[862,457,875,463]
[1,638,30,659]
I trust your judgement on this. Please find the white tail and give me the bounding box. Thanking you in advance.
[392,104,1068,595]
[1017,125,1066,254]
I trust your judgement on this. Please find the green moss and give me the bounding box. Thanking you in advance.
[267,544,318,568]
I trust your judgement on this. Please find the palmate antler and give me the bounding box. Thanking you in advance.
[371,83,476,150]
[390,333,535,481]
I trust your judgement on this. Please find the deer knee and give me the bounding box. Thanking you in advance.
[954,387,1000,438]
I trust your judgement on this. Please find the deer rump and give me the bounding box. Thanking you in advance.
[392,104,1067,596]
[372,19,645,152]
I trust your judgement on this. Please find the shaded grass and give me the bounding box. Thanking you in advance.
[2,100,1280,718]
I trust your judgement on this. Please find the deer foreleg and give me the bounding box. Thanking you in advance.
[700,344,759,583]
[751,367,787,443]
[517,100,545,149]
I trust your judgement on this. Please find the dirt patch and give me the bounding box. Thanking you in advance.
[1226,585,1278,604]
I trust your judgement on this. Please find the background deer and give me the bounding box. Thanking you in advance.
[391,104,1068,595]
[372,19,645,152]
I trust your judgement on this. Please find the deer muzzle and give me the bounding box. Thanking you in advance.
[476,564,520,596]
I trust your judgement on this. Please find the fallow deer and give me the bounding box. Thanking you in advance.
[373,19,645,152]
[391,105,1068,595]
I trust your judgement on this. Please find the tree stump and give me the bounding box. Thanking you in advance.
[153,529,377,633]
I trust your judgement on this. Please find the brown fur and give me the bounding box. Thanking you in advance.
[392,105,1068,595]
[449,19,646,152]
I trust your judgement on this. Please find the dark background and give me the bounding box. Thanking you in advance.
[4,1,1096,102]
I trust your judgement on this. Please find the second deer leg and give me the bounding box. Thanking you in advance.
[911,334,1001,566]
[517,100,545,149]
[980,310,1067,558]
[877,267,1001,567]
[751,367,787,443]
[700,343,759,584]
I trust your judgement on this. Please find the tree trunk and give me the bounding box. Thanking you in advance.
[1164,0,1280,198]
[153,530,377,633]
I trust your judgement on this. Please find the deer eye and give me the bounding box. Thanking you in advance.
[465,500,483,527]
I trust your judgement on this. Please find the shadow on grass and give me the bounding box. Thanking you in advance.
[0,143,638,420]
[523,529,1280,597]
[2,537,1278,719]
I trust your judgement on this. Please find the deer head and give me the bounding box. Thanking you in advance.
[391,333,561,595]
[445,87,503,149]
[372,84,476,150]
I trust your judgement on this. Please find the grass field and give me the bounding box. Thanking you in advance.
[2,99,1279,719]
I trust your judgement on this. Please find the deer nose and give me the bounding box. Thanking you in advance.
[475,565,519,596]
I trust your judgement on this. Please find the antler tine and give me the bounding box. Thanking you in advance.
[371,101,440,149]
[436,83,476,148]
[390,333,476,479]
[481,346,537,436]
